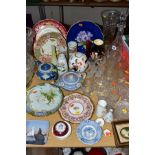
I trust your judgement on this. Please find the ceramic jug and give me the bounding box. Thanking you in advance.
[36,62,58,80]
[57,53,68,76]
[69,52,88,72]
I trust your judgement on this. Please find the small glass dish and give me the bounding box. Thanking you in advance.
[113,100,129,121]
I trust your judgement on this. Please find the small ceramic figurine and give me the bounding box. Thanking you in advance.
[104,129,112,136]
[36,62,58,80]
[57,53,68,76]
[69,52,88,72]
[68,41,77,56]
[104,109,113,123]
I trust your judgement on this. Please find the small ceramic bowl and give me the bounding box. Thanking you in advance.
[96,118,105,127]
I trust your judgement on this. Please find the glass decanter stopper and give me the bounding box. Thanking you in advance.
[109,23,125,63]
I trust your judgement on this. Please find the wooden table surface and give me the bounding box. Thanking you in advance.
[26,74,116,148]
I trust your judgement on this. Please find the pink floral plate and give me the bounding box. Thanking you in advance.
[33,32,67,63]
[33,19,67,39]
[59,93,94,123]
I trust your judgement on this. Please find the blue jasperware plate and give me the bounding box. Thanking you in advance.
[67,21,104,54]
[76,120,102,145]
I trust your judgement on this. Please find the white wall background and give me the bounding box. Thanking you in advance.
[27,6,127,25]
[45,6,60,21]
[63,7,127,25]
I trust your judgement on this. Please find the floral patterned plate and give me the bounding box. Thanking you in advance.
[26,83,63,116]
[33,19,67,39]
[67,21,104,54]
[33,32,67,63]
[35,25,61,41]
[59,93,94,123]
[76,120,102,145]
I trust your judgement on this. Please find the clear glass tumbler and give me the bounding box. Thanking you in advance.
[81,78,93,96]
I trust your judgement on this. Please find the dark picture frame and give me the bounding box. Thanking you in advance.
[112,120,129,147]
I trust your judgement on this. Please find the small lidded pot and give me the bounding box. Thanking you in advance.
[36,62,58,80]
[52,121,71,140]
[69,52,88,72]
[53,121,68,136]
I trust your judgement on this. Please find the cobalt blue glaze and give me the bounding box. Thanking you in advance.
[36,63,58,81]
[41,63,51,71]
[67,21,104,54]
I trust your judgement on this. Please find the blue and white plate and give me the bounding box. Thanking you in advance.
[76,120,102,145]
[67,21,104,54]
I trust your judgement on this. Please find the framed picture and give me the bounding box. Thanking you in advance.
[26,120,50,145]
[112,120,129,147]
